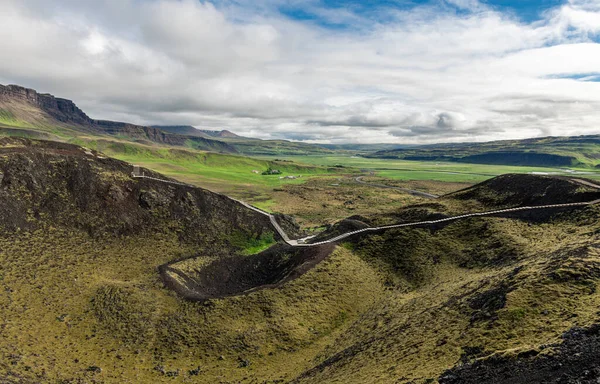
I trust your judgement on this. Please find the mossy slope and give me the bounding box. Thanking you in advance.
[2,138,600,383]
[0,137,381,383]
[293,179,600,383]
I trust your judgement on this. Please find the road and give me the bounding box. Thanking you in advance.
[354,176,439,199]
[132,174,600,248]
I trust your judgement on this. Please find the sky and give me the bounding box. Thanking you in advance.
[1,0,599,144]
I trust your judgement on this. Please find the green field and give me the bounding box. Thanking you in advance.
[257,155,600,182]
[73,140,347,203]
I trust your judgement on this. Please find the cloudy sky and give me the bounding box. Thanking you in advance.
[1,0,599,144]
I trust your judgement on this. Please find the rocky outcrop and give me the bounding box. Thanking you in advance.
[0,84,92,125]
[439,324,600,384]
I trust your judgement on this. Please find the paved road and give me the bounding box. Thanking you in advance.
[354,176,439,199]
[132,174,600,248]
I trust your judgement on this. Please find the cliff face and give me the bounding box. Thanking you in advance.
[0,84,238,152]
[0,84,92,125]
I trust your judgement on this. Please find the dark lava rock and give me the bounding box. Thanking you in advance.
[449,174,600,208]
[138,190,169,209]
[439,324,600,384]
[310,217,370,243]
[468,283,512,323]
[160,243,335,301]
[0,137,274,242]
[238,358,250,368]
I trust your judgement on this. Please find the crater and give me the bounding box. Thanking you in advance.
[159,243,336,301]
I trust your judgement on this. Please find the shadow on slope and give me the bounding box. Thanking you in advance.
[160,243,336,301]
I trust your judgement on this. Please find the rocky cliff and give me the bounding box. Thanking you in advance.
[0,84,92,125]
[0,84,237,152]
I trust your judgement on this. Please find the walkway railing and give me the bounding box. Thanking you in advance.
[132,172,600,248]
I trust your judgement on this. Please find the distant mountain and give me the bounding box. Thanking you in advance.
[317,143,416,152]
[0,83,334,156]
[366,135,600,168]
[152,125,241,139]
[0,84,237,153]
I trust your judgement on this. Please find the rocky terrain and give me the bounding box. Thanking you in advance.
[291,175,600,383]
[1,137,600,383]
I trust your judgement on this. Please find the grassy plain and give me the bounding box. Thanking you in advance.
[5,125,599,227]
[64,138,348,204]
[259,155,600,182]
[366,135,600,168]
[69,141,600,226]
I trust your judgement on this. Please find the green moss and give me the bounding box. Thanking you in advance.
[90,285,153,345]
[229,231,276,255]
[0,109,28,127]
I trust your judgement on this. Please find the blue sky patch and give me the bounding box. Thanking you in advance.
[482,0,565,22]
[547,73,600,82]
[277,0,569,29]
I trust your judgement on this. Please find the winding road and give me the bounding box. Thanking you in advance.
[132,173,600,248]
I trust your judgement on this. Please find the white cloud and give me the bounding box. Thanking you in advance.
[0,0,599,144]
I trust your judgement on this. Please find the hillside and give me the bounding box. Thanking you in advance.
[2,137,600,383]
[0,84,238,153]
[367,135,600,168]
[317,143,414,152]
[292,175,600,383]
[152,125,242,139]
[447,173,599,208]
[0,83,334,156]
[151,125,335,156]
[0,137,368,383]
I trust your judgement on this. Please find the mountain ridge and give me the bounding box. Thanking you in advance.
[366,134,600,168]
[151,125,242,139]
[0,84,239,152]
[0,83,335,156]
